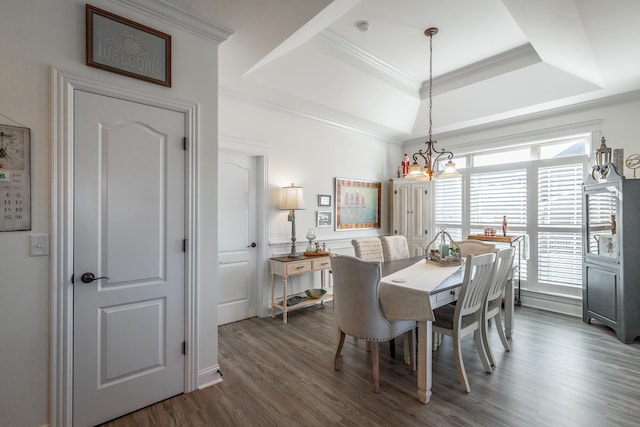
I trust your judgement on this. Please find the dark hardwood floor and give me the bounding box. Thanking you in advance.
[102,303,640,427]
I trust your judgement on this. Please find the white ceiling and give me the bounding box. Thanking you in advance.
[165,0,640,143]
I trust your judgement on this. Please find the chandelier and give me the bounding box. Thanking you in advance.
[406,27,461,181]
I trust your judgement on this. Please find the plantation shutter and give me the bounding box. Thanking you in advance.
[537,164,583,287]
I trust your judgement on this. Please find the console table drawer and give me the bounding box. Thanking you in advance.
[312,258,331,270]
[286,261,311,275]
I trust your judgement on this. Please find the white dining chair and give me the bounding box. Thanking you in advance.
[432,252,496,392]
[482,247,515,366]
[351,237,384,262]
[380,235,410,260]
[331,255,416,393]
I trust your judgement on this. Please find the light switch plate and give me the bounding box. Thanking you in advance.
[30,234,50,256]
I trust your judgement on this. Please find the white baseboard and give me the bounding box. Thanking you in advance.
[197,365,223,389]
[520,289,582,317]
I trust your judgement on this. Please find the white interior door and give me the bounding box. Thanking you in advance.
[218,151,258,325]
[73,90,186,426]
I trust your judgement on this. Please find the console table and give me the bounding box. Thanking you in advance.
[270,254,332,323]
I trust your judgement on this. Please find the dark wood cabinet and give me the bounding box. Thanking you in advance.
[582,164,640,343]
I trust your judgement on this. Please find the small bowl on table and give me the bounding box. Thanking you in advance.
[305,288,327,299]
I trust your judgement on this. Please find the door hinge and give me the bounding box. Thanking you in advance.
[182,341,187,355]
[183,137,188,151]
[183,239,187,252]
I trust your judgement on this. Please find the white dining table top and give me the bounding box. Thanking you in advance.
[379,260,464,322]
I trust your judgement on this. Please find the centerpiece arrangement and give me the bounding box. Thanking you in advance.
[426,229,462,266]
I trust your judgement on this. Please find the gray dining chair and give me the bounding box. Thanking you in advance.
[331,255,416,393]
[380,235,410,260]
[482,247,515,366]
[432,252,496,392]
[351,237,385,262]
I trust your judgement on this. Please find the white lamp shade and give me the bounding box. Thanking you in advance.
[281,184,304,210]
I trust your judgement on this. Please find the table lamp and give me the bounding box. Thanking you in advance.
[281,183,304,258]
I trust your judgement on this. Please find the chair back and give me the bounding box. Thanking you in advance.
[380,235,410,261]
[456,240,495,257]
[486,248,515,306]
[456,253,496,322]
[331,255,398,341]
[351,238,384,262]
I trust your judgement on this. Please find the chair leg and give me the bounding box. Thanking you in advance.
[481,313,496,367]
[494,313,511,352]
[389,338,396,359]
[453,333,471,393]
[410,328,416,372]
[334,331,346,371]
[474,328,492,374]
[371,341,380,393]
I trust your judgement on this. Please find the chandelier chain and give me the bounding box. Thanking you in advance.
[428,29,433,144]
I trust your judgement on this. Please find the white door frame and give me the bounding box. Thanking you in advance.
[50,69,199,426]
[218,136,270,317]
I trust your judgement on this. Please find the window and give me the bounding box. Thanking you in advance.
[434,134,589,297]
[537,164,583,288]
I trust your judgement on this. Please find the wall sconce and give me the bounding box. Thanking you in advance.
[280,183,304,258]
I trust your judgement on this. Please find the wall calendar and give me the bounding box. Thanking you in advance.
[0,124,31,231]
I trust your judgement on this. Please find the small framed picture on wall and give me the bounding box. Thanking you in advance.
[317,210,333,228]
[318,194,332,206]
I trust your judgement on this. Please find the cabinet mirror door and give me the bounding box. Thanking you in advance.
[585,187,618,259]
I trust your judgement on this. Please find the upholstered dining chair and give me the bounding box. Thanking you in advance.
[380,235,410,261]
[432,252,496,393]
[331,255,416,393]
[351,237,384,262]
[481,247,515,367]
[455,240,495,257]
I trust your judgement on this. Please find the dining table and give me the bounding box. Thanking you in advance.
[378,256,465,404]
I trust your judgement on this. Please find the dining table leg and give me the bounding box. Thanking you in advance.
[416,320,432,404]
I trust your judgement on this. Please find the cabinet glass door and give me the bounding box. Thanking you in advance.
[585,187,618,258]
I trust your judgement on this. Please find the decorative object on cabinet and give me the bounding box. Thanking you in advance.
[583,163,640,343]
[305,229,316,252]
[86,4,171,87]
[389,178,430,256]
[405,28,460,181]
[316,210,332,228]
[280,183,305,258]
[335,178,381,230]
[318,194,331,206]
[0,124,31,232]
[625,154,640,178]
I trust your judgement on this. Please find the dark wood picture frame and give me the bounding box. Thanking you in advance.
[318,194,332,206]
[335,178,381,230]
[86,4,172,87]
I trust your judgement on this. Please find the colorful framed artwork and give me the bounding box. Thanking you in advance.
[316,210,333,228]
[335,178,381,230]
[86,4,172,87]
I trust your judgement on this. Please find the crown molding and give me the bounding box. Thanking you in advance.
[219,87,401,144]
[109,0,234,44]
[318,29,421,92]
[421,44,540,98]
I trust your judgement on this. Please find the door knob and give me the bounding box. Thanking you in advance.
[247,242,257,248]
[80,272,109,284]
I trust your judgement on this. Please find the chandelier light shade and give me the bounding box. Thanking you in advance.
[406,27,461,181]
[280,183,304,258]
